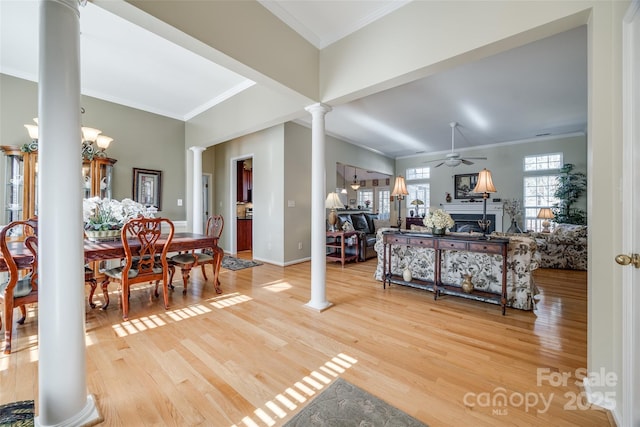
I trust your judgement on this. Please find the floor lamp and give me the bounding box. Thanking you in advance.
[472,168,497,237]
[391,176,409,229]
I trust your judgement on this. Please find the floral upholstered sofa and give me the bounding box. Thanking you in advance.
[373,228,540,311]
[530,224,587,270]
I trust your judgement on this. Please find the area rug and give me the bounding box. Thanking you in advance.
[0,400,34,426]
[221,255,263,271]
[284,378,428,427]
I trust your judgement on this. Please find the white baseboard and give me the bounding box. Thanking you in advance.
[582,377,619,425]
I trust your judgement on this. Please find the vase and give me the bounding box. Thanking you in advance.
[446,193,452,203]
[461,274,474,293]
[85,228,121,242]
[402,268,412,282]
[432,227,446,236]
[506,218,523,233]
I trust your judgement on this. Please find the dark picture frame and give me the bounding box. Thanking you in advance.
[133,168,162,210]
[454,173,481,199]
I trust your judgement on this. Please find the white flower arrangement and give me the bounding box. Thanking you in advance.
[83,197,151,231]
[422,209,455,230]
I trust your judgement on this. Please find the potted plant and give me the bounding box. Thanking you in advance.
[552,163,587,225]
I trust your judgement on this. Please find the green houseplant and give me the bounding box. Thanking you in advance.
[552,163,587,225]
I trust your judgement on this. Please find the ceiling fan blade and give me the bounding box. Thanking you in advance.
[461,159,474,165]
[462,156,488,160]
[424,158,446,163]
[433,162,445,168]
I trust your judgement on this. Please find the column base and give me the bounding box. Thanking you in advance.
[35,394,103,427]
[305,300,334,311]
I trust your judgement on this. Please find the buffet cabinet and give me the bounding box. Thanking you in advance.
[2,145,116,224]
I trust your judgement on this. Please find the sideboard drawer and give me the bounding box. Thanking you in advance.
[385,235,409,245]
[468,242,504,254]
[408,237,435,248]
[438,240,467,250]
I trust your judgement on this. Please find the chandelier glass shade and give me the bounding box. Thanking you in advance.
[23,113,114,160]
[350,167,360,191]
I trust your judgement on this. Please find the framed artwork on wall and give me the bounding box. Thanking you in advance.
[454,173,481,199]
[133,167,163,210]
[372,179,379,186]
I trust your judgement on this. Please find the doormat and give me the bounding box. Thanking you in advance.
[221,256,263,271]
[0,400,34,427]
[284,378,428,426]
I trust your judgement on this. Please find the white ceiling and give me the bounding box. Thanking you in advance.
[0,0,587,160]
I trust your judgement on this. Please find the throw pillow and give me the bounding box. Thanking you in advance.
[342,221,354,232]
[350,214,370,233]
[373,219,391,232]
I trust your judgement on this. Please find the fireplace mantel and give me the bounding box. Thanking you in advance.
[440,202,504,232]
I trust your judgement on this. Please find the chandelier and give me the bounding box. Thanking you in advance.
[350,167,360,191]
[23,109,114,160]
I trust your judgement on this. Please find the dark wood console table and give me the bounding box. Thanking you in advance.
[382,231,509,314]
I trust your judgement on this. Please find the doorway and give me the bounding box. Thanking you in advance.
[235,157,253,252]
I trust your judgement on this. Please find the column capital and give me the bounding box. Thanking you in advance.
[305,103,332,116]
[189,146,207,154]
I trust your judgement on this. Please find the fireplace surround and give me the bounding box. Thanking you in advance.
[441,202,504,233]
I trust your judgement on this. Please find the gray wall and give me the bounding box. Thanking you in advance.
[0,74,186,220]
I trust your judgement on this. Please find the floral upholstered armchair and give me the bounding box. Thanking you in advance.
[373,228,540,311]
[530,224,587,270]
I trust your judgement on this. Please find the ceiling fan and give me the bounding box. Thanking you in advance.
[426,122,487,168]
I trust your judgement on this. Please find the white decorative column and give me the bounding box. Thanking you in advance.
[190,146,206,234]
[305,103,332,311]
[37,1,101,426]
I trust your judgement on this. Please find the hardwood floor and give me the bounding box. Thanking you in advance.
[0,255,612,426]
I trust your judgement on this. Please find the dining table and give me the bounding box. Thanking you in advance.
[0,232,223,309]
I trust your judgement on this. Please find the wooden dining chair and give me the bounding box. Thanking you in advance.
[169,215,224,295]
[0,218,38,354]
[102,217,174,321]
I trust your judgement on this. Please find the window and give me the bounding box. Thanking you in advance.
[405,167,430,217]
[357,190,373,209]
[406,183,429,216]
[522,154,562,231]
[523,153,563,172]
[377,189,390,219]
[406,167,430,180]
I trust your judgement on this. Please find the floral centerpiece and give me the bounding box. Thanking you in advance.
[83,197,151,241]
[423,209,455,235]
[364,199,371,208]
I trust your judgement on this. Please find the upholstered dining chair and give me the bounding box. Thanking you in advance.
[103,217,174,321]
[169,214,224,295]
[0,218,38,354]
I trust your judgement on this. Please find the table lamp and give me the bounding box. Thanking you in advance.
[325,192,344,231]
[410,199,424,217]
[472,168,497,236]
[391,176,409,228]
[537,208,554,233]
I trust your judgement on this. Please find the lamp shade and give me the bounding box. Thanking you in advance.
[391,176,409,196]
[96,135,113,150]
[410,199,424,206]
[325,192,345,209]
[24,124,39,140]
[473,168,497,193]
[537,208,555,219]
[81,127,102,143]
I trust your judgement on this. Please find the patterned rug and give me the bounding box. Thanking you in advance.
[221,256,263,271]
[284,378,428,426]
[0,400,34,426]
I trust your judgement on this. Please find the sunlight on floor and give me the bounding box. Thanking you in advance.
[261,280,293,292]
[230,353,358,427]
[111,292,252,337]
